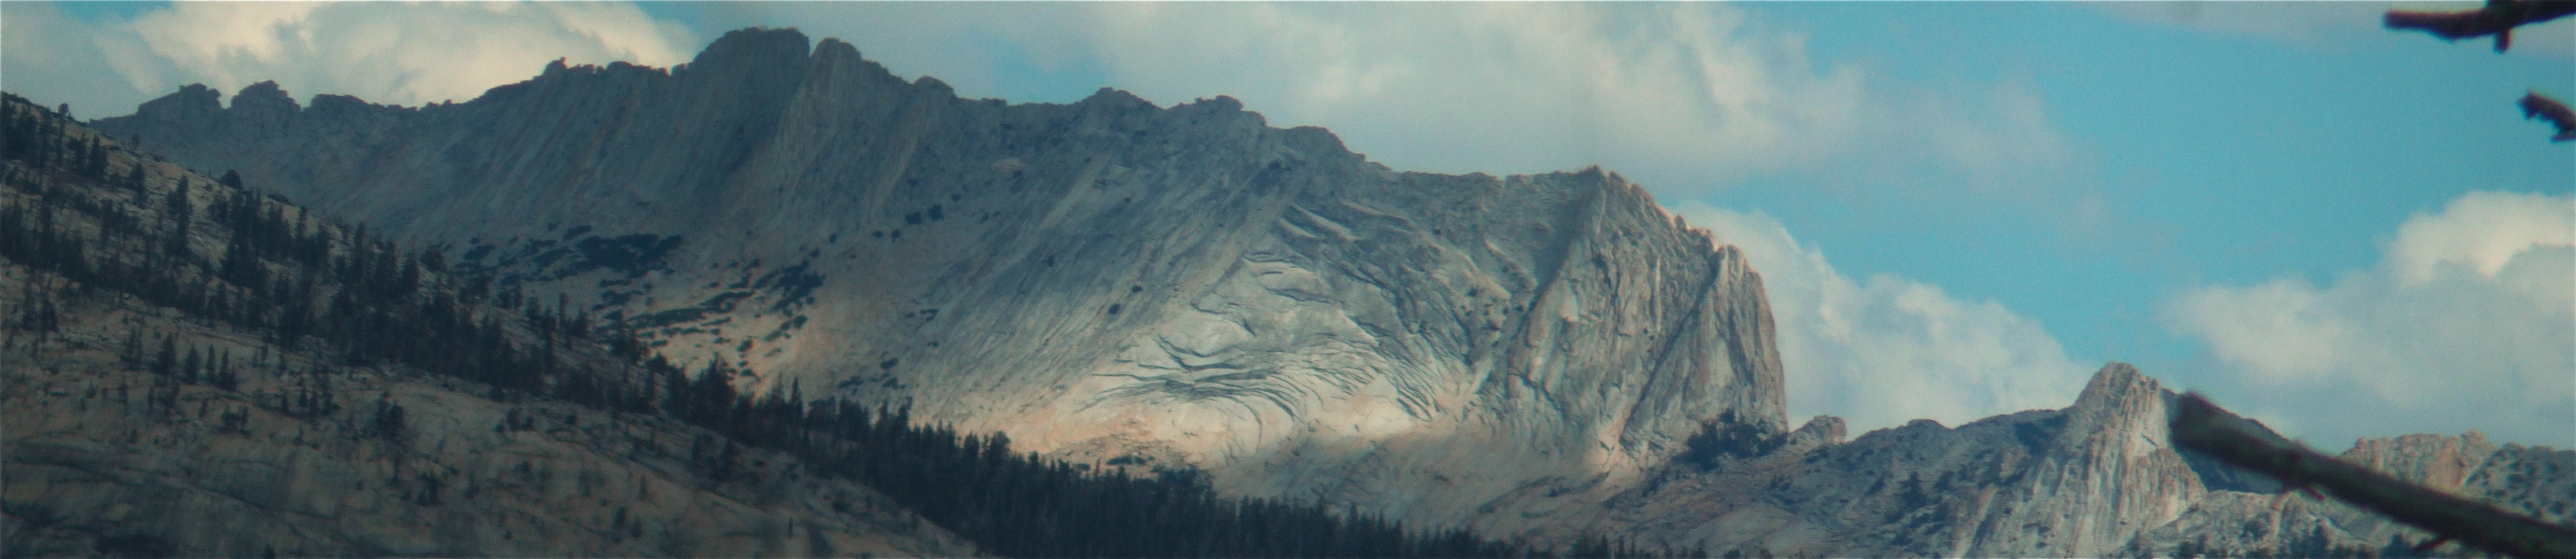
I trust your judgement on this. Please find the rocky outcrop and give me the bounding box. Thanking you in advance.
[1572,363,2425,558]
[92,27,1788,528]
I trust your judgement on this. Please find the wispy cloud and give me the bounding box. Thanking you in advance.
[5,2,697,113]
[1674,203,2094,434]
[2167,191,2575,447]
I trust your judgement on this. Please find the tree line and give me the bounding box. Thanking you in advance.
[0,91,1683,558]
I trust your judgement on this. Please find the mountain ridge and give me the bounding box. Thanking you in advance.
[79,26,2574,556]
[96,26,1793,532]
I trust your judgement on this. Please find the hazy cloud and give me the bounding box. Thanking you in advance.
[5,2,697,114]
[2167,191,2575,447]
[1674,203,2094,434]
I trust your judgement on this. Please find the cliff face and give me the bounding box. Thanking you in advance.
[93,28,1789,526]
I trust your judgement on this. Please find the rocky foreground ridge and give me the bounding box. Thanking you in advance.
[83,27,2573,556]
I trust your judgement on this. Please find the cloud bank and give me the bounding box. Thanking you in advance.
[1674,203,2094,433]
[2167,191,2575,447]
[4,2,696,113]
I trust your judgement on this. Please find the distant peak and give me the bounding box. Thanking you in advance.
[231,80,299,114]
[689,26,811,70]
[812,37,861,62]
[2077,362,2150,401]
[133,83,222,119]
[1083,87,1154,108]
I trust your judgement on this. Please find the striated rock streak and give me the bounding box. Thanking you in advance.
[92,27,1788,528]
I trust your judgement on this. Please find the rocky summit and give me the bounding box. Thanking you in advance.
[68,25,2576,557]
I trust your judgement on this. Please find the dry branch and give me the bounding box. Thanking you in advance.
[2167,393,2576,558]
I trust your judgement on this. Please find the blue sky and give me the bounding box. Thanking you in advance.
[7,1,2570,450]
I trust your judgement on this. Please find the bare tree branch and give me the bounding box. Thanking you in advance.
[2386,0,2576,52]
[2520,91,2576,143]
[2168,393,2576,558]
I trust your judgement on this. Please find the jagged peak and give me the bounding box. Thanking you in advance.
[912,76,954,95]
[810,37,874,73]
[132,83,222,119]
[1785,414,1847,448]
[679,26,810,76]
[1081,87,1156,109]
[231,80,298,113]
[1182,95,1244,113]
[2071,361,2155,411]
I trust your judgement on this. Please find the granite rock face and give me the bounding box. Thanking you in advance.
[94,27,1790,527]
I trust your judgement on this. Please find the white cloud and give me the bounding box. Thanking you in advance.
[5,2,697,115]
[1081,3,1869,180]
[2167,191,2575,447]
[1673,203,2094,434]
[735,3,1869,183]
[2388,190,2576,286]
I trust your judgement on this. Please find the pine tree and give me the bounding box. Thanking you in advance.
[181,345,202,384]
[122,325,144,366]
[152,333,177,376]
